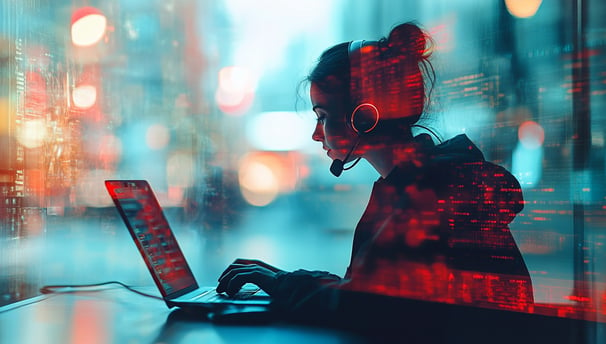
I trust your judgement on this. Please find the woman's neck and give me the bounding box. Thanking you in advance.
[363,139,427,179]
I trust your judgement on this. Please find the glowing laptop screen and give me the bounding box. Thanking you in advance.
[105,180,197,297]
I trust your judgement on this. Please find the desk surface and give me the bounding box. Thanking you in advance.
[2,285,605,344]
[0,287,368,344]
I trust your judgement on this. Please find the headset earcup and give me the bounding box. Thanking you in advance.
[351,103,380,134]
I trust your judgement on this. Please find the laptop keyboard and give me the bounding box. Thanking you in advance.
[190,287,261,303]
[213,288,260,301]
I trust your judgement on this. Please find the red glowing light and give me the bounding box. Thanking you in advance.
[71,7,107,47]
[518,120,545,149]
[25,71,47,115]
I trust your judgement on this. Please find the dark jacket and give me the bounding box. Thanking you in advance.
[272,134,533,314]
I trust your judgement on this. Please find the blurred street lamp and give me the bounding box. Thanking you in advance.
[71,6,107,47]
[72,84,97,109]
[504,0,542,18]
[215,66,256,116]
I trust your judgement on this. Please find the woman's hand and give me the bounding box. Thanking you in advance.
[216,258,284,296]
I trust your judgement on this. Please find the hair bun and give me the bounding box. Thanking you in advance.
[386,22,430,60]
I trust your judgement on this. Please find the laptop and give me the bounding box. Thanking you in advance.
[105,179,271,311]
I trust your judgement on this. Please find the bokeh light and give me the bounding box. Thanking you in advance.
[218,66,254,94]
[504,0,542,18]
[72,84,97,109]
[215,66,256,116]
[16,119,47,149]
[0,98,11,135]
[238,153,282,206]
[518,120,545,149]
[167,186,185,205]
[71,7,107,47]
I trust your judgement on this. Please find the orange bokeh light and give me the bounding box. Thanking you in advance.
[238,152,299,206]
[505,0,542,18]
[215,66,256,116]
[518,120,545,149]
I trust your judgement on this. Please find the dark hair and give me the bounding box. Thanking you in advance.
[306,22,436,128]
[307,42,350,96]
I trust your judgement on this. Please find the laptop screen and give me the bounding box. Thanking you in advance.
[105,180,198,298]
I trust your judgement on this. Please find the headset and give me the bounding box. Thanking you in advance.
[330,40,380,177]
[329,39,442,176]
[347,40,381,135]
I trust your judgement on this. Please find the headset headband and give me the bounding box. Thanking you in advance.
[348,40,379,134]
[348,40,367,103]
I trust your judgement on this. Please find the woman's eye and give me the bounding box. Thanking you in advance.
[316,115,326,123]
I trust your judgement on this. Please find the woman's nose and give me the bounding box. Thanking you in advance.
[312,123,324,142]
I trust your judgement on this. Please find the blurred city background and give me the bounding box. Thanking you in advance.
[1,0,605,323]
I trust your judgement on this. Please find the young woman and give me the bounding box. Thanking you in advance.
[216,22,533,313]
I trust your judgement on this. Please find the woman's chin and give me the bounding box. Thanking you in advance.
[327,148,350,162]
[328,152,342,161]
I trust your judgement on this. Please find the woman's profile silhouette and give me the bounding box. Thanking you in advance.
[216,22,533,314]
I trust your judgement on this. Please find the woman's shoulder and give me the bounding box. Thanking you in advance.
[424,148,524,215]
[386,134,523,210]
[424,134,516,185]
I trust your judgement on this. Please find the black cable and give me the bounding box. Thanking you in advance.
[411,124,443,143]
[39,281,163,301]
[343,157,362,171]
